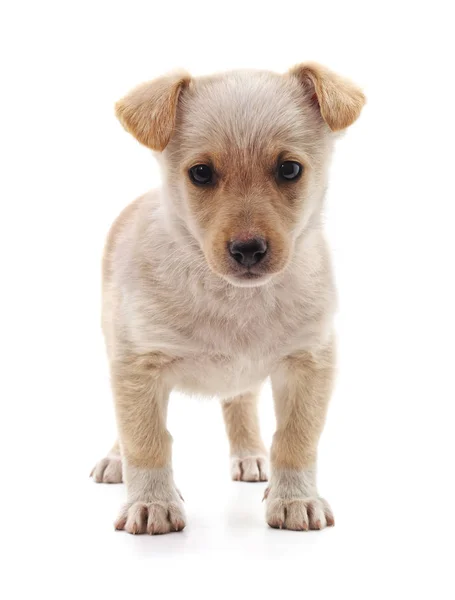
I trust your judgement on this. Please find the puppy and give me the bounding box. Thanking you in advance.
[91,63,365,534]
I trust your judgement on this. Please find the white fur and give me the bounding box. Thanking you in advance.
[265,468,333,530]
[115,465,186,535]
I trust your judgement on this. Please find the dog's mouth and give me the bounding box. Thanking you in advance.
[238,271,264,280]
[222,268,274,288]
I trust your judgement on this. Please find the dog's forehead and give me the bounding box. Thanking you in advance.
[176,70,321,154]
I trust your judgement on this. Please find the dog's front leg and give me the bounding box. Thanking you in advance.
[112,354,185,535]
[266,342,335,531]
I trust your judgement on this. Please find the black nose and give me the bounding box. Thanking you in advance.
[228,237,268,267]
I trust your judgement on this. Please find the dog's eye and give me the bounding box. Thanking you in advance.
[189,164,213,185]
[278,161,303,181]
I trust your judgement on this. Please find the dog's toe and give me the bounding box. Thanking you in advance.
[231,455,269,482]
[91,454,123,483]
[115,500,186,535]
[266,495,334,531]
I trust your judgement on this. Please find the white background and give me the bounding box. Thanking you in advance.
[1,1,454,598]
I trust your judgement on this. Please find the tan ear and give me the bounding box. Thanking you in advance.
[115,72,191,151]
[289,62,365,131]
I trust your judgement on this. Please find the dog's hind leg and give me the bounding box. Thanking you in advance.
[221,389,269,482]
[91,440,123,483]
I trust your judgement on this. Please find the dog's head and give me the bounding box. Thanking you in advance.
[116,64,365,287]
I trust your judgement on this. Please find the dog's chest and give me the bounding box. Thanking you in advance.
[171,291,325,398]
[129,260,333,398]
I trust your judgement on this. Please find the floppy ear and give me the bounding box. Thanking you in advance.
[115,72,191,151]
[289,62,365,131]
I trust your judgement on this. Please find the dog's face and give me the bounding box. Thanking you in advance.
[116,64,365,286]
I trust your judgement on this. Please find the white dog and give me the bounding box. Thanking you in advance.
[91,62,365,534]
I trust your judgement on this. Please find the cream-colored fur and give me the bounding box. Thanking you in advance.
[222,390,269,482]
[92,63,365,534]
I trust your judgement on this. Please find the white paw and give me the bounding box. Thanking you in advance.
[264,468,334,530]
[265,491,334,531]
[231,455,269,482]
[91,454,123,483]
[114,499,186,535]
